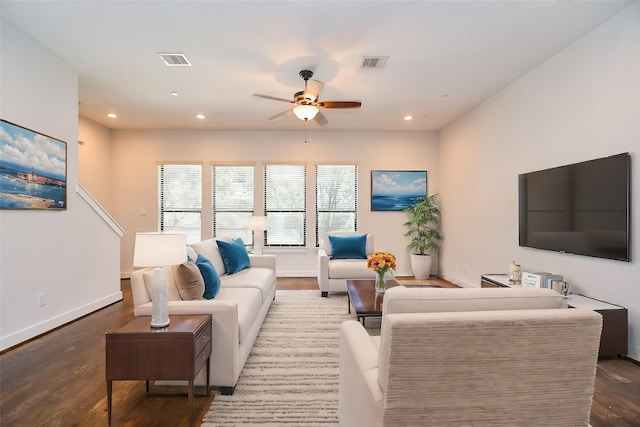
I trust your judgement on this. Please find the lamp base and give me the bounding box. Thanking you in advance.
[150,319,171,328]
[151,267,171,329]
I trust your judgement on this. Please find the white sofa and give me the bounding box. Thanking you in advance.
[339,286,602,426]
[130,237,276,395]
[317,232,377,297]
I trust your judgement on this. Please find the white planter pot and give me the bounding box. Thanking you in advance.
[410,254,432,280]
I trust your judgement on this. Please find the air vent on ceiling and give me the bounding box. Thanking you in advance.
[361,56,388,69]
[158,53,191,66]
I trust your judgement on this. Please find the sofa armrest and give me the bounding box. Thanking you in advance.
[339,320,384,427]
[249,254,276,271]
[317,248,329,294]
[134,299,241,386]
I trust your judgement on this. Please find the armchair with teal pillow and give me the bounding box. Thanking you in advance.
[317,232,376,297]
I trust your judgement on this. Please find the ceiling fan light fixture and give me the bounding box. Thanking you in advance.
[293,104,319,121]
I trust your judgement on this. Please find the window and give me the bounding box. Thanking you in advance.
[264,164,306,246]
[158,163,202,244]
[316,164,358,245]
[212,164,255,243]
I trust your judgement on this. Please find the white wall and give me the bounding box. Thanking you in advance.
[0,21,122,351]
[438,4,640,360]
[110,129,439,277]
[78,116,113,211]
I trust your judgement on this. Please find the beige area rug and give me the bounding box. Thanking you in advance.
[202,290,364,426]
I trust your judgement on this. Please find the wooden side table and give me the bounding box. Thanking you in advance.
[105,314,212,426]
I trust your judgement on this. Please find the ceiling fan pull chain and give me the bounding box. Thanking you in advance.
[304,119,308,143]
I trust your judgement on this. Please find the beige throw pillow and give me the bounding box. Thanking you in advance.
[173,261,205,300]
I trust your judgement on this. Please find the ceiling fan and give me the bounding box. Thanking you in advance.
[253,70,361,126]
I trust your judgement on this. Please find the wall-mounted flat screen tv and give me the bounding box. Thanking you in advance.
[518,153,630,262]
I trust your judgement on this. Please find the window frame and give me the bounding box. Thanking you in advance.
[315,163,358,246]
[211,162,255,243]
[157,162,203,244]
[264,162,307,247]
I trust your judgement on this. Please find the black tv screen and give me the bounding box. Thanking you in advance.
[519,153,631,262]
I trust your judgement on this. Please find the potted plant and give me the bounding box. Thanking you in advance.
[403,194,442,279]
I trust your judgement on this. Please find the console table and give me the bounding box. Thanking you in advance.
[105,314,212,426]
[481,274,628,357]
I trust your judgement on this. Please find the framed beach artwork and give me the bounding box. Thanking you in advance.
[0,119,67,210]
[371,170,427,211]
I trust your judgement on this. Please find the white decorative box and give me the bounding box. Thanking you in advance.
[521,272,563,288]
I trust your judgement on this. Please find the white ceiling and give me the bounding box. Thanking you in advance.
[1,0,632,132]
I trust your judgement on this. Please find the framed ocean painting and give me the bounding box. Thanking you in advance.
[0,119,67,210]
[371,170,427,211]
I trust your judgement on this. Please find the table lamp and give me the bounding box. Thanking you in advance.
[133,232,187,328]
[248,215,267,255]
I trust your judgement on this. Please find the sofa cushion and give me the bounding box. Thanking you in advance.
[329,234,367,259]
[173,261,205,300]
[221,267,276,303]
[195,254,221,299]
[214,287,262,345]
[186,246,198,262]
[382,287,566,316]
[217,238,251,274]
[190,239,227,276]
[143,268,183,301]
[329,259,377,279]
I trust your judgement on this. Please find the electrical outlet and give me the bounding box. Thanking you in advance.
[37,293,47,307]
[463,265,468,274]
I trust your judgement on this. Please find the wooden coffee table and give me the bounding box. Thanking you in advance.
[346,279,401,325]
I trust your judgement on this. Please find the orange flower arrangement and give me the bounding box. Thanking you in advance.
[367,251,397,274]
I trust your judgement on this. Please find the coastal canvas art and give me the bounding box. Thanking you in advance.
[0,120,67,210]
[371,170,427,211]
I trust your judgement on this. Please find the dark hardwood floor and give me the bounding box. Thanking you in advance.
[0,277,638,426]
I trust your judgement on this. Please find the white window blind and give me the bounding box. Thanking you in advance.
[158,163,202,244]
[264,164,306,246]
[212,164,255,243]
[316,164,358,245]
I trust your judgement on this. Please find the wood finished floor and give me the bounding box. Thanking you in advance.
[0,277,638,426]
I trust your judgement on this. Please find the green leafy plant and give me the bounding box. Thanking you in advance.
[403,194,442,255]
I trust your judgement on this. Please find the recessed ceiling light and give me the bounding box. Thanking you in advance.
[170,91,179,96]
[196,114,205,119]
[404,115,413,121]
[107,113,117,118]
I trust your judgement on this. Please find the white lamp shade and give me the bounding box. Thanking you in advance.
[293,104,319,121]
[248,216,268,231]
[133,232,187,267]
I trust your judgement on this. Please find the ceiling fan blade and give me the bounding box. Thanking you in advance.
[253,93,294,103]
[318,101,362,109]
[304,79,324,101]
[268,109,293,121]
[313,111,328,126]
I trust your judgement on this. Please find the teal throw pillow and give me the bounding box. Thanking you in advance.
[216,238,250,274]
[194,254,221,299]
[329,234,367,259]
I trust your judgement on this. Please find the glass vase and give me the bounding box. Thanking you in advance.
[375,270,387,294]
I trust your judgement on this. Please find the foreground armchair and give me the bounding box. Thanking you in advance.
[339,287,602,426]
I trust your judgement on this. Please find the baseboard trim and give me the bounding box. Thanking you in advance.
[438,273,476,288]
[0,292,123,352]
